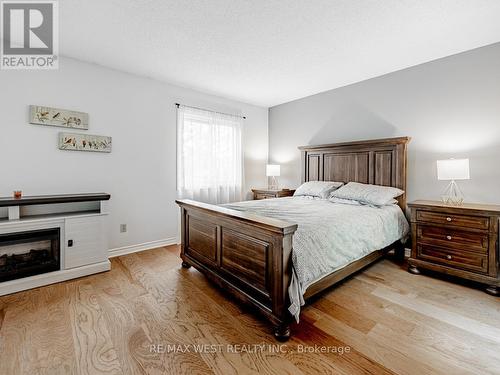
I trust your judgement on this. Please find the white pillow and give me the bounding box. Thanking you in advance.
[330,182,404,206]
[294,181,344,199]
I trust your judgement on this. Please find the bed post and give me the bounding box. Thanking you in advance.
[179,207,192,269]
[394,240,406,263]
[270,230,294,341]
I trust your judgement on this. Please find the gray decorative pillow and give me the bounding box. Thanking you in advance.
[330,182,403,206]
[294,181,344,199]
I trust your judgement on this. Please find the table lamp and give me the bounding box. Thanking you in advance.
[437,158,470,205]
[266,164,280,190]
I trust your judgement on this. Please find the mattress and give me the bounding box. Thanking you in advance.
[224,196,410,321]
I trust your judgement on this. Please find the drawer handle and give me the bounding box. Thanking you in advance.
[446,217,452,222]
[446,254,452,260]
[446,235,452,240]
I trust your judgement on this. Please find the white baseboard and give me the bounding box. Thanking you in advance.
[108,237,179,258]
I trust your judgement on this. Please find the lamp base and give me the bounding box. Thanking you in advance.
[441,180,464,206]
[268,176,279,190]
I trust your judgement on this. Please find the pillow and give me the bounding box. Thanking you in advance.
[294,181,344,199]
[330,182,404,206]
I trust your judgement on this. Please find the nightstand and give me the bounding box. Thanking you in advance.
[408,200,500,296]
[251,188,295,200]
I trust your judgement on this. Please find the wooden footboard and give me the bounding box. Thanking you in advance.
[176,199,298,340]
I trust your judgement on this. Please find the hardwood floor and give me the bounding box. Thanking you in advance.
[1,245,499,374]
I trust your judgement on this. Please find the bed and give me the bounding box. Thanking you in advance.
[176,137,410,340]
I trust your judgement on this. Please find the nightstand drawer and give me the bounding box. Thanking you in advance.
[417,244,488,274]
[416,210,489,230]
[417,225,488,253]
[252,189,295,200]
[255,193,275,200]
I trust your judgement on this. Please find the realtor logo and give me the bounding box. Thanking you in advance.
[1,0,58,69]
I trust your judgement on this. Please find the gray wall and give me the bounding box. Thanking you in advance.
[269,43,500,204]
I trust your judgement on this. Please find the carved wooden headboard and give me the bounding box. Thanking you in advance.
[298,137,411,210]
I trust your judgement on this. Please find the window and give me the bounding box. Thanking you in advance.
[177,105,243,204]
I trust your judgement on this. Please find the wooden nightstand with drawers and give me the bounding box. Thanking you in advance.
[251,188,295,200]
[408,200,500,296]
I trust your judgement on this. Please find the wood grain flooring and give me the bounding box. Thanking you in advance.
[0,245,499,375]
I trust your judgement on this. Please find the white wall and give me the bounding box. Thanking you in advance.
[0,57,268,250]
[269,43,500,205]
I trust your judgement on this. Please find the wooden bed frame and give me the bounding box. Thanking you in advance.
[176,137,410,340]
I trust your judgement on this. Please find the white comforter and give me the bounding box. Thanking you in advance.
[224,196,409,321]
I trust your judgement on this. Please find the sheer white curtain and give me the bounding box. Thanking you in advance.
[177,105,243,204]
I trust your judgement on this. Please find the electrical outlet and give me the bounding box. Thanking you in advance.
[120,224,127,233]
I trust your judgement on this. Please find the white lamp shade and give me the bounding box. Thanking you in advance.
[266,164,280,177]
[437,159,470,180]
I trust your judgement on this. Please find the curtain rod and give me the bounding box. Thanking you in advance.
[175,103,246,119]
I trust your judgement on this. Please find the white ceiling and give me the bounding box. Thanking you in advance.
[60,1,500,107]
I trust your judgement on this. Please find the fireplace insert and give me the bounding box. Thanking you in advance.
[0,228,60,282]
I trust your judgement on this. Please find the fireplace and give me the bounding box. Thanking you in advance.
[0,228,60,282]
